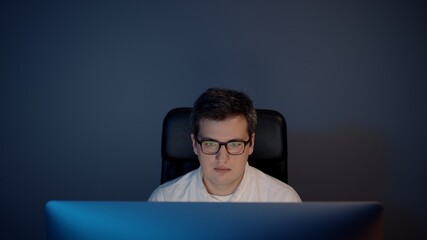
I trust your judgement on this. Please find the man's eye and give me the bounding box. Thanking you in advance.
[203,141,217,146]
[228,142,242,147]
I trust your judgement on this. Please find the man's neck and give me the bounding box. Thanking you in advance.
[202,175,244,196]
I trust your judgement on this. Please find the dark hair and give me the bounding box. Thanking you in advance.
[190,88,257,139]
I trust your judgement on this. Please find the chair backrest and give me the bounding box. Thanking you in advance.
[161,107,288,184]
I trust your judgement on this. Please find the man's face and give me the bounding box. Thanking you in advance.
[191,115,255,196]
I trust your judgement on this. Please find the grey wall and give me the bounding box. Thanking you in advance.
[1,0,426,239]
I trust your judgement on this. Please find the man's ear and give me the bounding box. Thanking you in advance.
[191,134,198,155]
[248,133,255,155]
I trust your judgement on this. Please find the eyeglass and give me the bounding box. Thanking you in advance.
[196,138,251,155]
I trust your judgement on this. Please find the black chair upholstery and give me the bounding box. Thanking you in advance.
[161,107,288,184]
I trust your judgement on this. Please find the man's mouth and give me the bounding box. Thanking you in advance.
[214,167,231,173]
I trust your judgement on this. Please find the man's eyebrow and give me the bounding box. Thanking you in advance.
[227,138,249,142]
[197,137,218,141]
[198,137,248,142]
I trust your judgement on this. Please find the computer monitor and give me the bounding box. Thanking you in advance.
[45,201,382,240]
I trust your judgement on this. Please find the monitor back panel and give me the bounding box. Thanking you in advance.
[45,201,383,240]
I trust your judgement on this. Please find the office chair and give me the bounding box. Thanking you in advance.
[161,107,288,184]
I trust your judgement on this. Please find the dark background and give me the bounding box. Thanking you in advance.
[1,0,426,239]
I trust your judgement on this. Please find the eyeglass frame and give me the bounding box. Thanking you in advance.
[195,137,252,155]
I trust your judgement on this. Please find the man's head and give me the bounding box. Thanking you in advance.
[190,88,257,196]
[190,88,257,138]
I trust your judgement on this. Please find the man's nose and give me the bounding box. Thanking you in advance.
[216,145,230,163]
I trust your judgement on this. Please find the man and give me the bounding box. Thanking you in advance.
[149,88,301,202]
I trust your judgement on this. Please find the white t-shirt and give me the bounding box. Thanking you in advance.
[148,163,301,202]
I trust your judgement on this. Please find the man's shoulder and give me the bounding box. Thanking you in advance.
[148,168,200,201]
[161,169,198,189]
[246,165,302,202]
